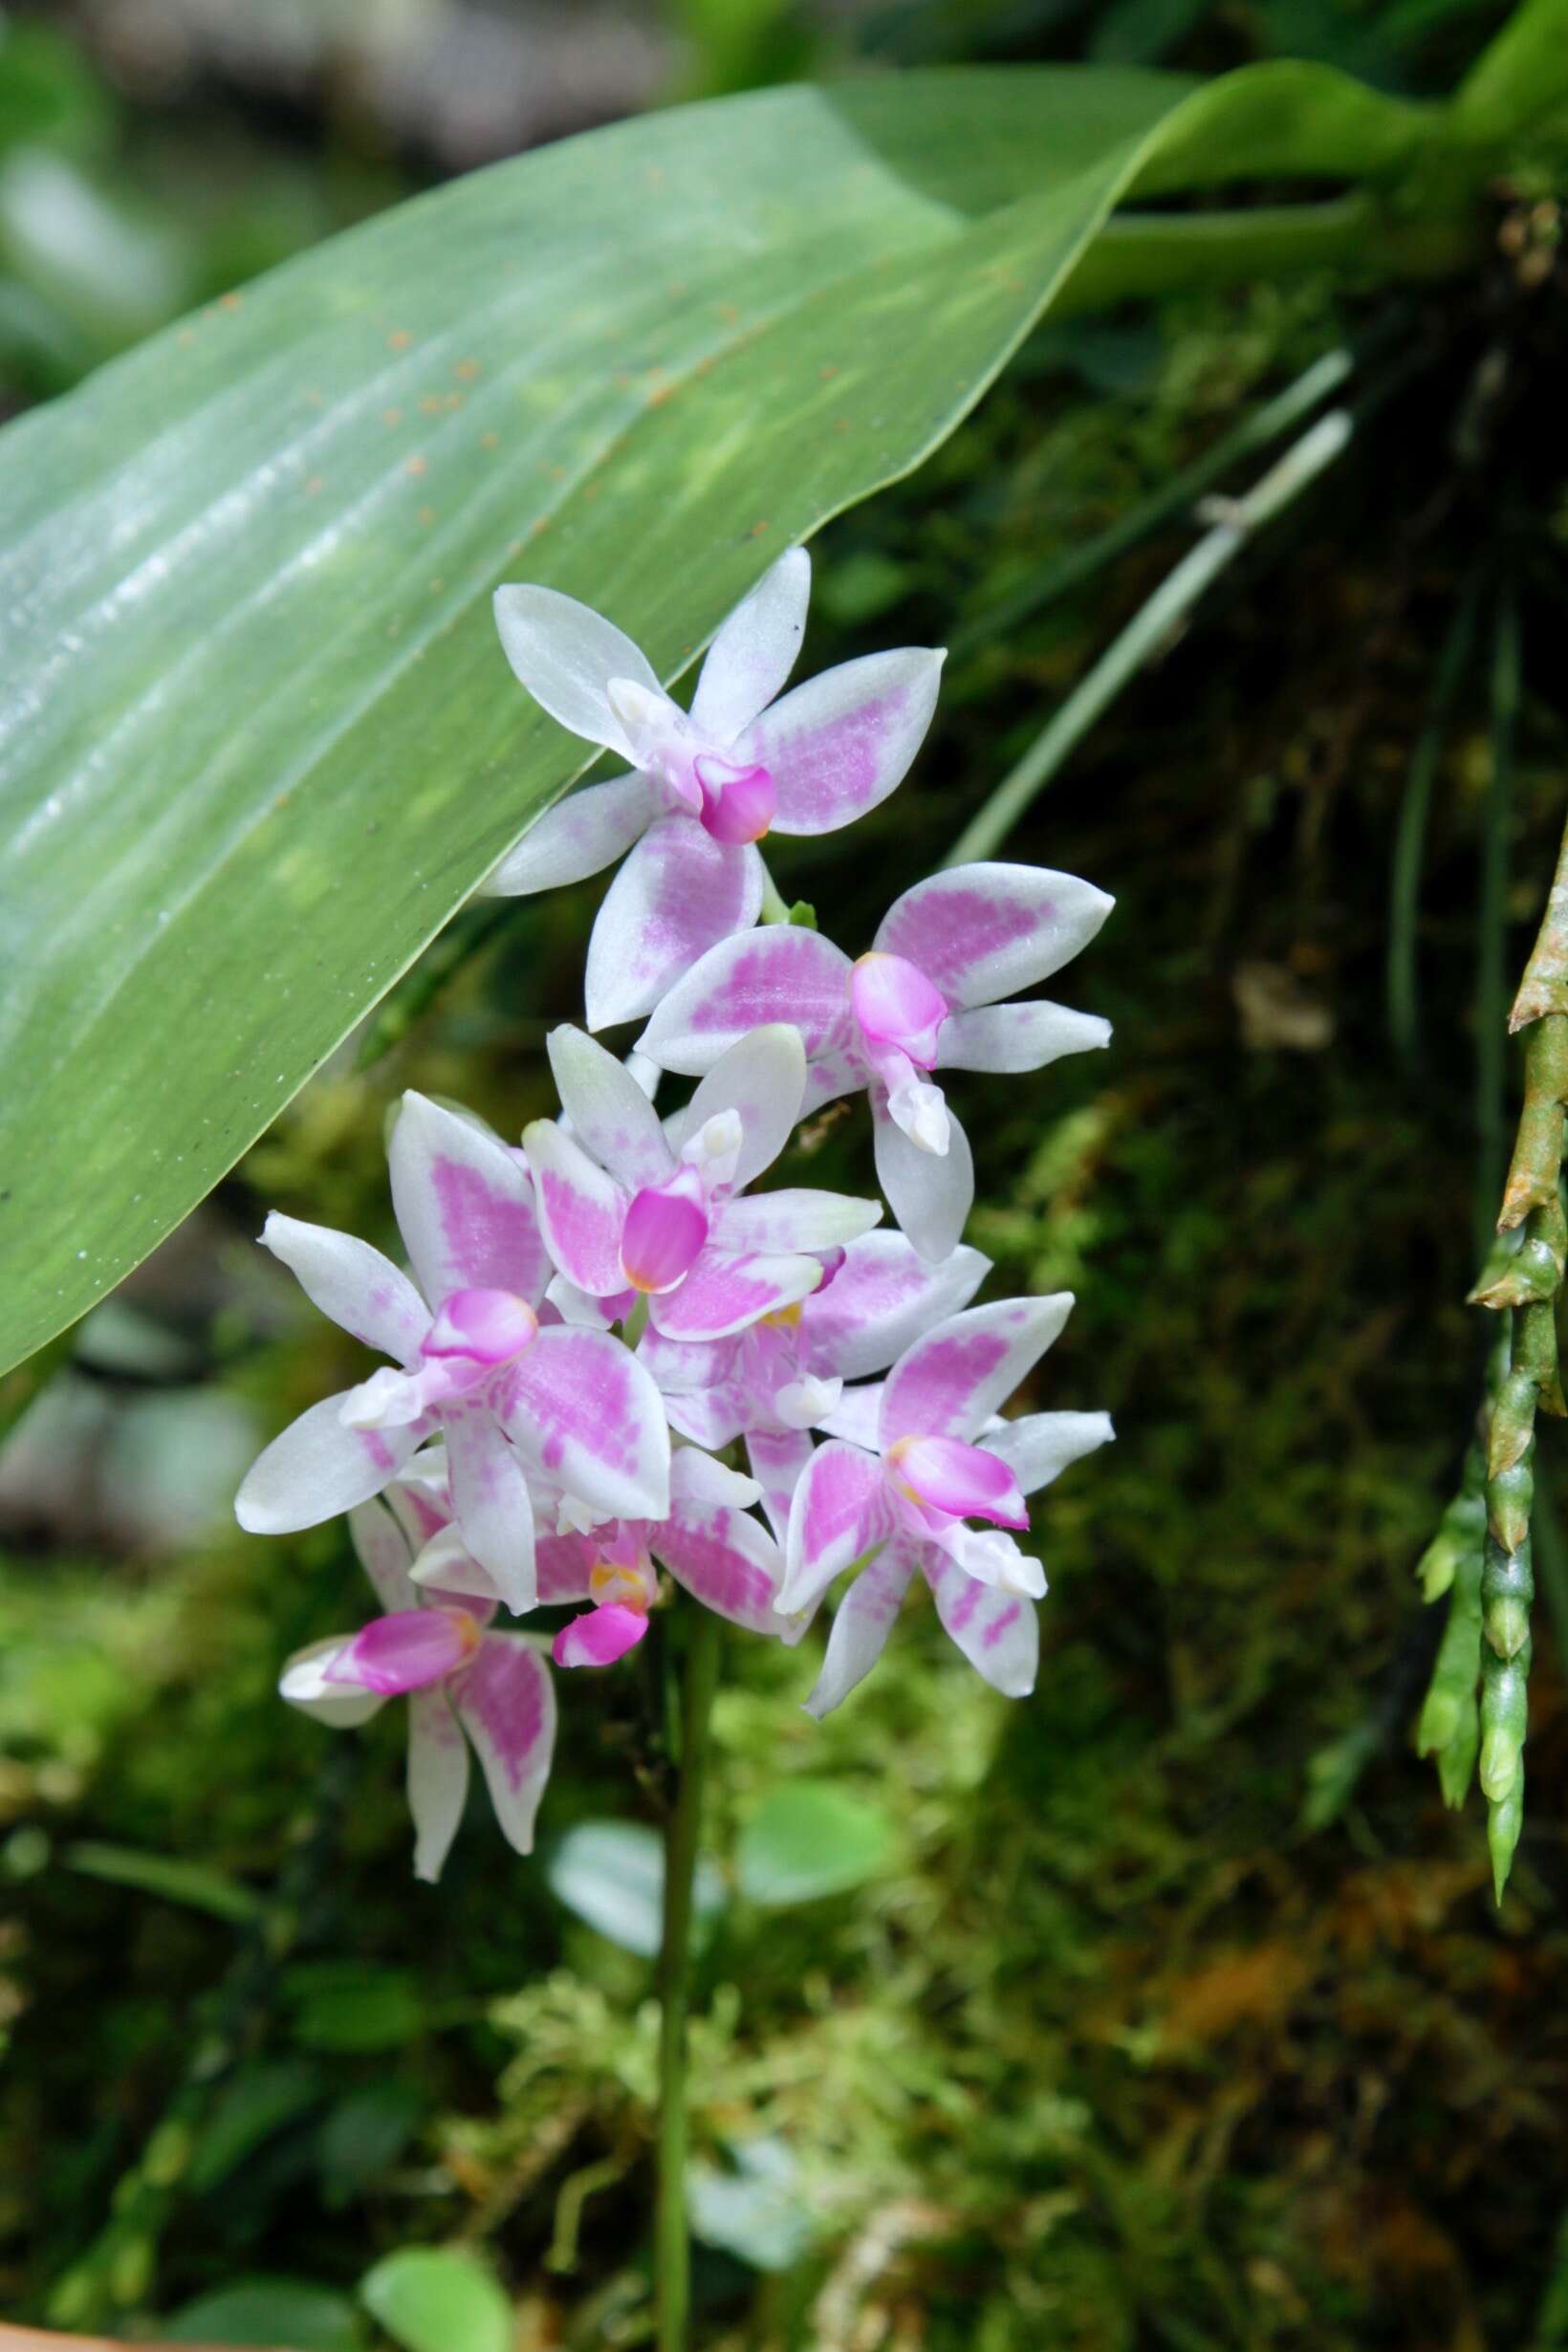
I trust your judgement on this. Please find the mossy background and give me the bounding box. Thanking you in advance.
[3,2,1567,2345]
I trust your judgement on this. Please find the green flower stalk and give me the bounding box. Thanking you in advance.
[1425,811,1568,1898]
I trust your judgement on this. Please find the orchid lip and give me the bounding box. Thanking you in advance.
[423,1287,540,1367]
[884,1433,1030,1530]
[851,950,947,1068]
[693,753,775,845]
[620,1182,709,1294]
[325,1605,481,1697]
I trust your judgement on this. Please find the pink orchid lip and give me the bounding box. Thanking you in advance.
[850,951,947,1069]
[620,1181,709,1294]
[885,1434,1029,1531]
[423,1287,540,1367]
[693,753,776,845]
[326,1605,481,1696]
[553,1601,651,1669]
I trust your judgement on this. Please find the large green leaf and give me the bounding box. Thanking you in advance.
[0,61,1434,1371]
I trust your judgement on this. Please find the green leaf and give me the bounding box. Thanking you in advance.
[0,61,1436,1374]
[164,2276,364,2351]
[359,2248,511,2352]
[548,1818,724,1957]
[736,1780,893,1906]
[63,1838,263,1924]
[187,2058,323,2193]
[283,1959,424,2053]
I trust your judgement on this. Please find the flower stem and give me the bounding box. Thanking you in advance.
[757,858,792,925]
[655,1604,721,2351]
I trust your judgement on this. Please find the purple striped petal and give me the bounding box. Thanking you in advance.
[735,647,944,837]
[406,1688,470,1882]
[584,817,764,1032]
[874,865,1114,1011]
[798,1234,989,1382]
[652,1500,784,1635]
[499,1325,670,1524]
[488,771,655,896]
[708,1188,881,1258]
[260,1213,428,1361]
[879,1296,1075,1448]
[780,1438,891,1616]
[640,926,856,1077]
[236,1394,424,1534]
[348,1497,419,1614]
[391,1092,552,1308]
[648,1249,821,1343]
[443,1404,537,1614]
[746,1426,815,1546]
[451,1632,557,1855]
[534,1529,598,1604]
[803,1544,916,1718]
[921,1551,1039,1697]
[695,755,775,844]
[523,1119,630,1299]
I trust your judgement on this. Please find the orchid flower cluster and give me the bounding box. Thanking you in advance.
[235,547,1116,1882]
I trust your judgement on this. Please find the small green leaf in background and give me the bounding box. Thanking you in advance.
[548,1819,725,1957]
[64,1839,263,1925]
[187,2058,323,2194]
[689,2136,816,2272]
[283,1960,424,2054]
[359,2247,511,2352]
[318,2081,423,2210]
[165,2275,364,2351]
[736,1781,893,1906]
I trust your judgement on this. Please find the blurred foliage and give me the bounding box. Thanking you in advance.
[3,1,1568,2348]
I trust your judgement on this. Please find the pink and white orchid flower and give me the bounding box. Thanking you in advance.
[523,1023,881,1342]
[235,1091,670,1612]
[776,1296,1113,1714]
[405,1446,801,1666]
[637,1231,990,1540]
[280,1488,555,1883]
[488,548,945,1030]
[640,863,1113,1262]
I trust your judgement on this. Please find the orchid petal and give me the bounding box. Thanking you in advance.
[652,1501,786,1636]
[736,647,944,836]
[648,1249,820,1342]
[548,1025,674,1191]
[817,1383,883,1450]
[779,1438,891,1616]
[690,546,811,742]
[522,1120,629,1298]
[260,1213,428,1362]
[879,1295,1075,1448]
[406,1686,471,1882]
[636,1328,733,1396]
[492,583,661,761]
[676,1023,806,1190]
[873,1100,973,1266]
[663,1382,751,1449]
[585,819,764,1032]
[981,1409,1115,1494]
[708,1188,881,1257]
[544,1273,616,1330]
[802,1544,916,1718]
[488,772,656,895]
[746,1426,815,1546]
[534,1530,599,1604]
[236,1394,423,1533]
[669,1448,763,1514]
[554,1602,649,1667]
[451,1632,556,1856]
[444,1405,536,1613]
[500,1325,670,1523]
[922,1551,1039,1697]
[936,1000,1111,1073]
[798,1233,989,1381]
[279,1635,387,1729]
[874,864,1114,1010]
[384,1450,454,1554]
[640,926,854,1074]
[348,1496,419,1613]
[408,1529,503,1604]
[391,1091,551,1308]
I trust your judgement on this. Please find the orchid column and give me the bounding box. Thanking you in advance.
[234,543,1115,2345]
